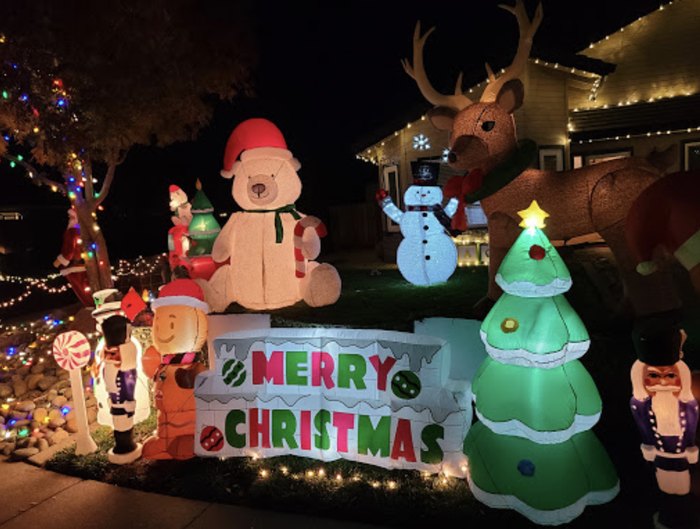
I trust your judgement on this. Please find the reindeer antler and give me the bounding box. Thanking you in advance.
[401,21,473,111]
[481,1,543,102]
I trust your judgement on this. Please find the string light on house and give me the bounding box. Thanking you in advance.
[575,124,700,144]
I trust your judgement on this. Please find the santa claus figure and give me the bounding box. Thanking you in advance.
[630,319,699,496]
[198,118,341,311]
[169,184,192,227]
[53,208,92,306]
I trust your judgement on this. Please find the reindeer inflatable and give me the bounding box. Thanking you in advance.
[403,1,678,317]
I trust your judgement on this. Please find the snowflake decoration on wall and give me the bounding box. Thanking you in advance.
[412,133,431,151]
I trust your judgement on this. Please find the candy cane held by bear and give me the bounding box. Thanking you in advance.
[197,118,341,311]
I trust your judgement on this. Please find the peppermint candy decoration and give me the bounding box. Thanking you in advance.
[52,331,91,370]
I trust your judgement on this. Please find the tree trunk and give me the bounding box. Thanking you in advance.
[67,158,118,295]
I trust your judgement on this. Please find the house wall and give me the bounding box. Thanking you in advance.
[571,131,697,174]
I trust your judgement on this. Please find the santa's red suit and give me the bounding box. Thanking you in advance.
[54,212,92,306]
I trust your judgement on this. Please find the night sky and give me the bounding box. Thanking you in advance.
[1,0,665,265]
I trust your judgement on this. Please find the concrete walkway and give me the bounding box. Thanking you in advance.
[0,460,385,529]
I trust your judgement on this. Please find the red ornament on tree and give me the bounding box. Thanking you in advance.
[529,244,546,261]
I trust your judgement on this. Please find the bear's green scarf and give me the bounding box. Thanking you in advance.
[243,204,301,243]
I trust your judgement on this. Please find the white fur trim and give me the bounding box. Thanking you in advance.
[467,475,620,526]
[480,330,589,369]
[151,295,209,314]
[107,443,142,465]
[475,408,601,444]
[630,360,647,401]
[240,146,292,162]
[92,301,124,322]
[496,273,572,297]
[56,254,70,266]
[59,266,86,276]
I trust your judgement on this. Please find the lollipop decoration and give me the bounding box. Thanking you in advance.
[52,331,97,455]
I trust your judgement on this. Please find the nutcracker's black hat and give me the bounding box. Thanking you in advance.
[632,310,683,366]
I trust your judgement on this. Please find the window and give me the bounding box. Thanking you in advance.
[682,140,700,170]
[583,149,632,166]
[538,145,565,171]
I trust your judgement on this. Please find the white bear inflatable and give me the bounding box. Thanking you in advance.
[199,118,341,311]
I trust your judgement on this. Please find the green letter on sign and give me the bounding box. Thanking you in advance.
[338,354,366,390]
[420,424,444,464]
[272,409,298,449]
[286,351,307,385]
[314,410,332,450]
[358,415,390,457]
[225,409,246,448]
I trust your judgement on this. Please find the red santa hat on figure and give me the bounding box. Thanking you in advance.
[220,118,301,179]
[151,278,210,314]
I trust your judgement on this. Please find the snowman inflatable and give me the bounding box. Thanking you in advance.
[377,161,459,286]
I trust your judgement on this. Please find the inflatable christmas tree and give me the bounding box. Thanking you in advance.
[464,201,619,526]
[187,179,221,256]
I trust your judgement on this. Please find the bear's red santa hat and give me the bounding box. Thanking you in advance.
[220,118,300,179]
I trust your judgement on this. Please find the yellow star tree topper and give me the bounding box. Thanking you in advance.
[518,200,549,229]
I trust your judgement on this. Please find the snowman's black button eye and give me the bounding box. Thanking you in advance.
[481,121,495,132]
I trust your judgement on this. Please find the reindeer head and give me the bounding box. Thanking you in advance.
[403,1,542,177]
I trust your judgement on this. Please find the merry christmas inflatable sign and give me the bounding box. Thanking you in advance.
[195,328,471,476]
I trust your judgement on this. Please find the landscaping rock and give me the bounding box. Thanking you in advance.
[2,443,16,455]
[51,395,68,408]
[65,418,78,433]
[16,400,36,413]
[37,376,58,391]
[27,373,44,390]
[87,407,97,424]
[12,379,27,398]
[9,410,28,421]
[49,417,66,429]
[12,447,39,459]
[33,408,48,423]
[30,362,46,375]
[49,428,69,445]
[0,383,12,398]
[37,438,49,452]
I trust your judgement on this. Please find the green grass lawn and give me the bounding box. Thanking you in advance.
[45,264,700,528]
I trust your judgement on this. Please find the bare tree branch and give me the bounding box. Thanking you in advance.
[2,153,67,195]
[94,160,117,207]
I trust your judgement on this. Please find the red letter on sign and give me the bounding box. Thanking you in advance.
[391,419,417,462]
[252,350,284,385]
[300,410,312,450]
[249,408,270,448]
[311,351,335,389]
[369,355,397,391]
[332,412,355,453]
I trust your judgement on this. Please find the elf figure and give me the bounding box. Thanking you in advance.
[376,161,459,286]
[53,208,92,306]
[91,289,143,464]
[630,320,699,496]
[199,118,341,311]
[141,278,208,460]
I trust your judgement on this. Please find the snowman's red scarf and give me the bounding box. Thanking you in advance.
[406,204,454,234]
